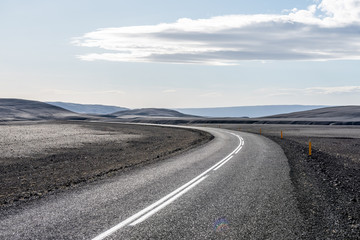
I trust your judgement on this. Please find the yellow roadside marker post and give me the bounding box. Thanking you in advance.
[309,140,312,156]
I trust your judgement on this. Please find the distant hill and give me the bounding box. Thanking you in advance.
[264,106,360,120]
[112,108,198,118]
[176,105,327,118]
[47,102,128,115]
[0,99,87,121]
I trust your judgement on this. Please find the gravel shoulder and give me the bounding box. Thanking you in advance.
[0,121,213,208]
[199,124,360,239]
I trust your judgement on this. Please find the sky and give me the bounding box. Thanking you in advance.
[1,0,360,108]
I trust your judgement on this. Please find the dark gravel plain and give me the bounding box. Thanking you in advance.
[0,121,213,209]
[199,124,360,239]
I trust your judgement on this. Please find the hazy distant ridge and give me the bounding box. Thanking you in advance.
[112,108,197,118]
[176,105,327,118]
[47,102,128,115]
[264,106,360,120]
[0,99,85,121]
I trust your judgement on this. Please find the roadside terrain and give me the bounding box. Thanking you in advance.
[0,121,213,208]
[200,123,360,239]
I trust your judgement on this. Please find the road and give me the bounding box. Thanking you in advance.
[0,127,304,239]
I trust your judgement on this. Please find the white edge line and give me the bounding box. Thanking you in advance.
[235,144,243,154]
[91,174,208,240]
[213,156,233,171]
[92,133,243,240]
[235,139,244,154]
[129,175,208,226]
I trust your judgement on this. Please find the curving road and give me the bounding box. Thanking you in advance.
[0,126,304,239]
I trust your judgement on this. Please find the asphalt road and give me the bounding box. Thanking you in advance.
[0,127,305,239]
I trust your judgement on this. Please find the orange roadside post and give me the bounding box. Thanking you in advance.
[281,130,283,139]
[309,140,312,156]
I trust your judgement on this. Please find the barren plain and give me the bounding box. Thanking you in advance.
[0,121,213,208]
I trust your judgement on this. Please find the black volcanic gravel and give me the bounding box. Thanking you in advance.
[0,121,213,208]
[269,136,360,239]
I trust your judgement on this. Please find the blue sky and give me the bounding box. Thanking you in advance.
[1,0,360,108]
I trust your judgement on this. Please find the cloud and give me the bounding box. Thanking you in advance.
[200,92,223,97]
[41,89,126,95]
[257,85,360,97]
[73,0,360,65]
[305,86,360,94]
[162,89,177,93]
[101,90,126,95]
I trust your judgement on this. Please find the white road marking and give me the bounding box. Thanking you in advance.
[92,132,244,240]
[91,174,208,240]
[235,138,244,154]
[129,175,208,226]
[213,156,233,171]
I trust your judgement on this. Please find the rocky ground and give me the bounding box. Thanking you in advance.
[1,120,359,239]
[201,124,360,239]
[0,121,213,208]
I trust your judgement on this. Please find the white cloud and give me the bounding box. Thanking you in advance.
[200,92,223,97]
[73,0,360,65]
[101,90,126,95]
[305,86,360,94]
[257,85,360,97]
[41,89,126,95]
[162,89,177,93]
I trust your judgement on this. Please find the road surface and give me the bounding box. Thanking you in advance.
[0,126,304,239]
